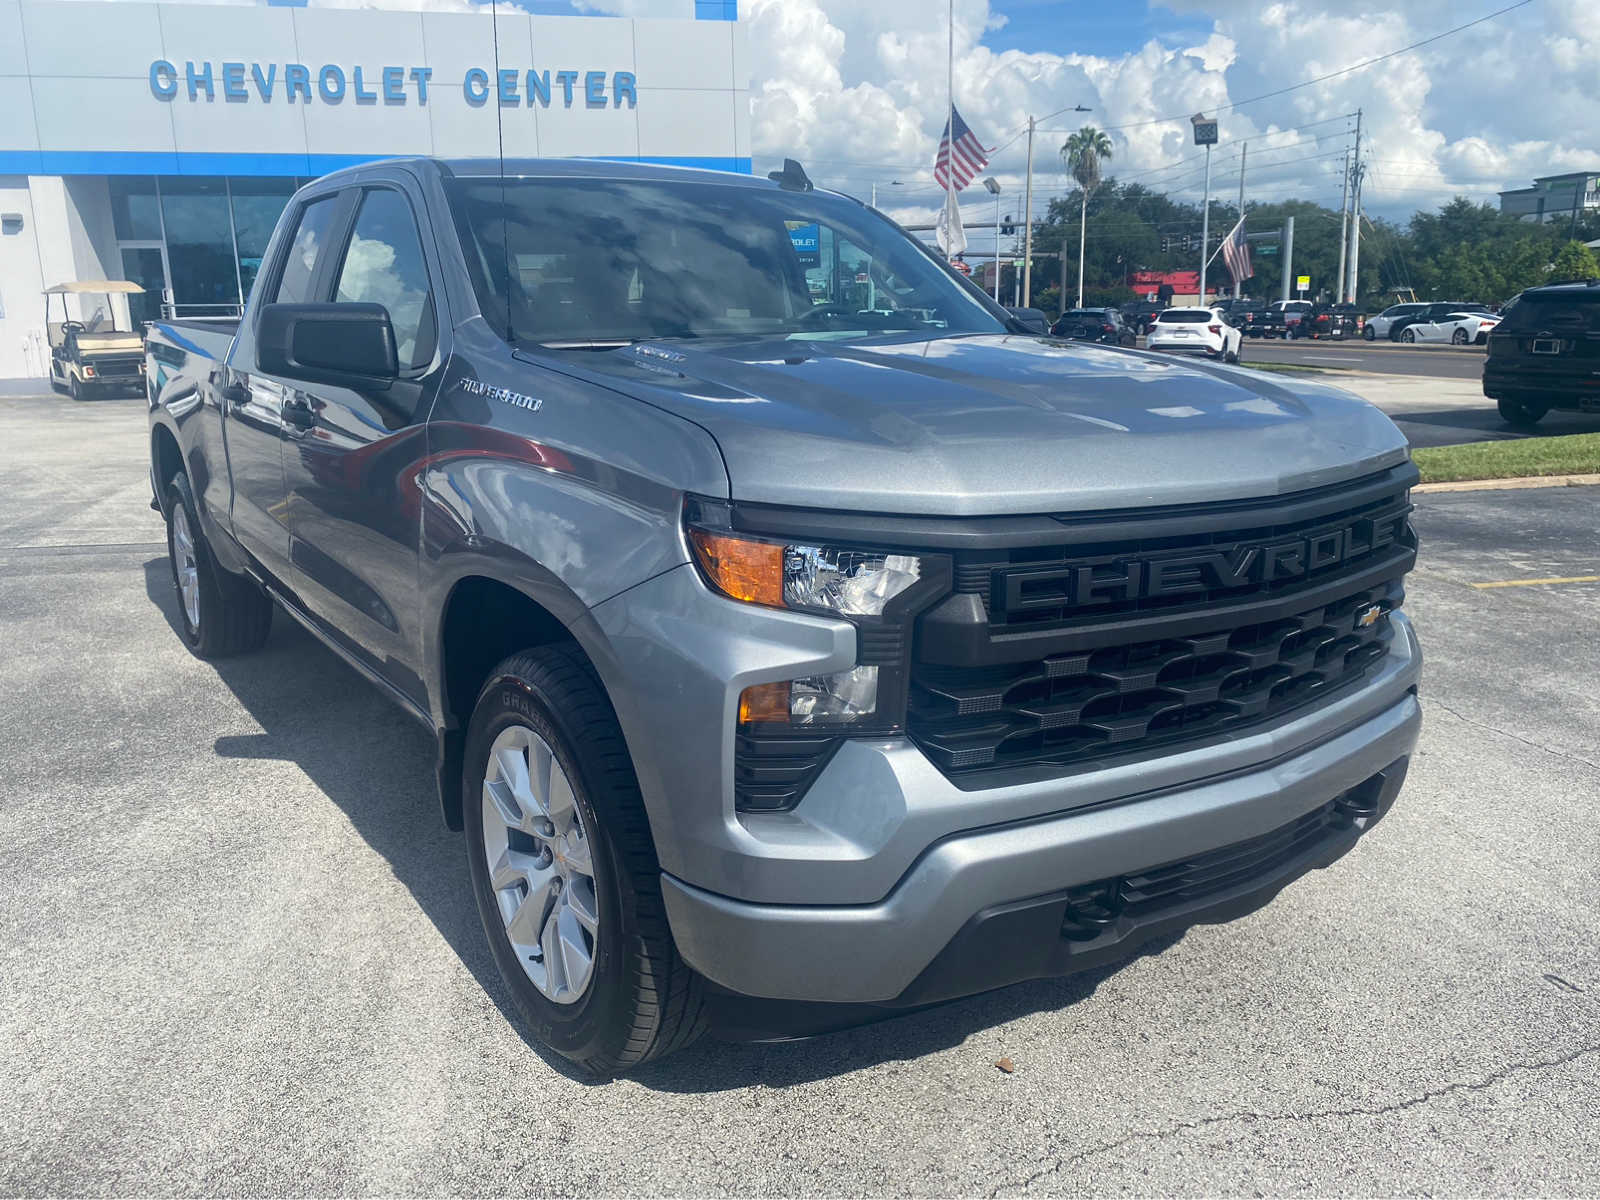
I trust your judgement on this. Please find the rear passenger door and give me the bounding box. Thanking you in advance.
[279,180,446,707]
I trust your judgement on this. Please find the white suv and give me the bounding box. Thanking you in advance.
[1146,306,1244,362]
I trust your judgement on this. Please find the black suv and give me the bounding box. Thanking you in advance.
[1120,300,1163,336]
[1051,307,1137,345]
[1483,281,1600,426]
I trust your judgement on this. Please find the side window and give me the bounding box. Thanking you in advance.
[271,196,340,306]
[332,188,436,369]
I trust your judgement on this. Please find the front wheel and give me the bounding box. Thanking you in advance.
[1497,396,1548,428]
[464,646,706,1076]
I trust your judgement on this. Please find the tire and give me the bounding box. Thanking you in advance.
[1401,328,1416,343]
[163,472,273,658]
[1497,396,1548,429]
[1225,343,1241,365]
[464,646,706,1076]
[1451,328,1469,345]
[69,375,87,402]
[1363,326,1376,341]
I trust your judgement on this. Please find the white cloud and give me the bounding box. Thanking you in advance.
[720,0,1599,230]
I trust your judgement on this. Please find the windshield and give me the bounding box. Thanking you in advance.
[445,176,1006,347]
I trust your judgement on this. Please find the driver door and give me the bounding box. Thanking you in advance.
[279,181,446,708]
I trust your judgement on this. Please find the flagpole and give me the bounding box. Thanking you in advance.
[1233,141,1246,300]
[946,0,955,261]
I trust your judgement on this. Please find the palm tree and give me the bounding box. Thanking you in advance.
[1062,126,1113,309]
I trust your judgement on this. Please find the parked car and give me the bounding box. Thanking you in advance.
[1145,305,1245,362]
[1363,303,1429,341]
[1483,280,1600,426]
[1399,310,1500,345]
[1386,302,1488,342]
[43,280,147,400]
[145,156,1420,1074]
[1050,307,1137,345]
[1006,306,1053,335]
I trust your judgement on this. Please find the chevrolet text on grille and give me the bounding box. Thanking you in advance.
[1000,511,1412,614]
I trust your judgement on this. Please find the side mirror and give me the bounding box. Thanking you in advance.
[257,302,397,390]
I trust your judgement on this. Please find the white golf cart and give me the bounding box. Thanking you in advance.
[44,280,146,401]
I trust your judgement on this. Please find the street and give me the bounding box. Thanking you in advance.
[3,389,1598,1194]
[1240,336,1487,379]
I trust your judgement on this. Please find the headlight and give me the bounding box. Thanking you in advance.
[685,505,947,735]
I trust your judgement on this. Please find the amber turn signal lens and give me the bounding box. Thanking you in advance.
[689,530,785,606]
[738,682,790,724]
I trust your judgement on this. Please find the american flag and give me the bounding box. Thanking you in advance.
[1221,216,1253,283]
[934,106,990,192]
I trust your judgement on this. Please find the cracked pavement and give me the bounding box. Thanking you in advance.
[2,392,1598,1195]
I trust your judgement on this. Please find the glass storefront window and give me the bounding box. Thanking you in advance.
[110,177,161,241]
[230,178,297,301]
[160,176,238,307]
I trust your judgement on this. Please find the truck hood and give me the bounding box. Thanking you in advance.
[539,333,1410,515]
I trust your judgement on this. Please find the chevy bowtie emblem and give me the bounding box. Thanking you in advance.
[1355,603,1385,629]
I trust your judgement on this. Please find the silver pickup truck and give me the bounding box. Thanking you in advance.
[146,157,1421,1074]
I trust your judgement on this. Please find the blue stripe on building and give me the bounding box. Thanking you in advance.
[0,150,752,177]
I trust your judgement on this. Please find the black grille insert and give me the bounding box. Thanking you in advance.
[909,580,1399,777]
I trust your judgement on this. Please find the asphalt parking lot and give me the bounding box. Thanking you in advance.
[3,390,1598,1195]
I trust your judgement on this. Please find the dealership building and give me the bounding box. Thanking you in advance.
[0,0,749,379]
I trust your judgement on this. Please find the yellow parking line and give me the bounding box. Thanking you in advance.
[1471,575,1600,590]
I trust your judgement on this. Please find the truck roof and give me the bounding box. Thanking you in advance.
[313,155,778,192]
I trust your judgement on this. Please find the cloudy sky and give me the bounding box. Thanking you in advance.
[714,0,1595,232]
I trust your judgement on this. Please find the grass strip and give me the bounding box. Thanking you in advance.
[1411,432,1600,483]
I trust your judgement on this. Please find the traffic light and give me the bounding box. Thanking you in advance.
[1160,235,1170,254]
[1000,215,1015,236]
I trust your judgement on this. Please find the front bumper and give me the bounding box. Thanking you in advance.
[662,689,1418,1004]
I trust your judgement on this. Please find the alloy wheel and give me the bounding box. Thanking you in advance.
[171,505,201,631]
[481,724,600,1004]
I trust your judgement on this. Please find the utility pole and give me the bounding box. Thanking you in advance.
[1346,108,1363,303]
[1280,215,1295,303]
[1348,161,1365,305]
[1233,141,1247,299]
[1335,150,1351,306]
[1022,117,1035,306]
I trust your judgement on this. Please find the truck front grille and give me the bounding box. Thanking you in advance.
[906,466,1416,784]
[909,581,1399,777]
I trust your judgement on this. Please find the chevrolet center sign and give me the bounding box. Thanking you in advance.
[0,1,750,178]
[147,60,641,109]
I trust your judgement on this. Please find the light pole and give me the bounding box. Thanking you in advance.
[1022,103,1091,308]
[869,179,906,208]
[983,176,1002,301]
[1191,112,1218,304]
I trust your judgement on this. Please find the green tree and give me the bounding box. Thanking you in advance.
[1547,240,1600,281]
[1062,126,1113,310]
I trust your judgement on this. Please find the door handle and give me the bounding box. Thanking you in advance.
[216,381,249,412]
[281,395,320,438]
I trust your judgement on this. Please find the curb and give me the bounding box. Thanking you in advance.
[1413,473,1600,494]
